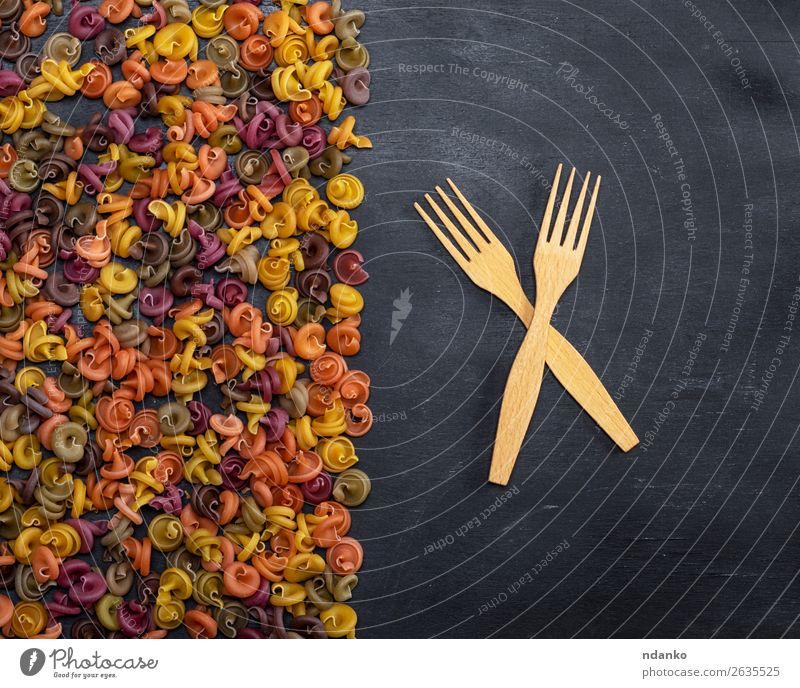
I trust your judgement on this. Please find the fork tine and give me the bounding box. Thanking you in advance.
[550,167,575,245]
[576,175,601,257]
[446,178,499,245]
[424,194,478,259]
[538,163,562,249]
[434,185,488,249]
[414,202,471,271]
[563,172,591,250]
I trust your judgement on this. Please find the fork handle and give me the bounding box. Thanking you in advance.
[512,300,638,453]
[544,324,639,452]
[489,305,553,486]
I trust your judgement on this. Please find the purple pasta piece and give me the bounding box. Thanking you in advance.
[195,232,225,270]
[219,454,248,490]
[291,615,327,638]
[264,336,280,356]
[18,469,38,503]
[133,198,161,232]
[237,628,267,638]
[140,1,167,26]
[63,257,100,284]
[274,326,295,357]
[46,308,72,333]
[247,606,270,629]
[56,559,91,588]
[213,169,243,207]
[188,224,226,269]
[0,186,32,227]
[240,367,279,400]
[234,112,275,149]
[48,591,83,617]
[297,267,331,302]
[67,570,107,605]
[117,600,150,638]
[269,606,288,638]
[242,577,270,607]
[260,406,288,442]
[258,174,286,198]
[273,113,303,147]
[185,218,205,240]
[77,162,117,195]
[301,471,334,505]
[138,286,174,324]
[0,230,10,261]
[107,108,136,144]
[299,232,329,269]
[266,148,291,185]
[0,70,24,96]
[94,161,118,175]
[232,115,247,136]
[333,249,369,285]
[65,518,108,554]
[256,100,282,119]
[128,126,164,154]
[302,125,327,159]
[215,277,248,306]
[190,282,225,310]
[187,400,213,435]
[149,484,184,514]
[68,5,106,39]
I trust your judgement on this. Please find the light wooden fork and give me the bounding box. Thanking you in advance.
[488,165,600,484]
[414,172,638,468]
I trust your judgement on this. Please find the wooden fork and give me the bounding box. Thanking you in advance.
[414,175,638,462]
[487,165,600,484]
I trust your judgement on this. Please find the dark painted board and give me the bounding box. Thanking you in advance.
[348,0,800,637]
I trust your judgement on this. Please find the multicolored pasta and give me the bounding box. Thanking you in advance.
[0,0,372,640]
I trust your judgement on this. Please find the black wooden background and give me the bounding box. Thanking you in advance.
[347,0,800,638]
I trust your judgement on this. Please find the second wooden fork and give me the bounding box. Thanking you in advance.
[414,174,637,460]
[489,164,600,485]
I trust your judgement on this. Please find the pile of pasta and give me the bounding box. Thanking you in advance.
[0,0,373,639]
